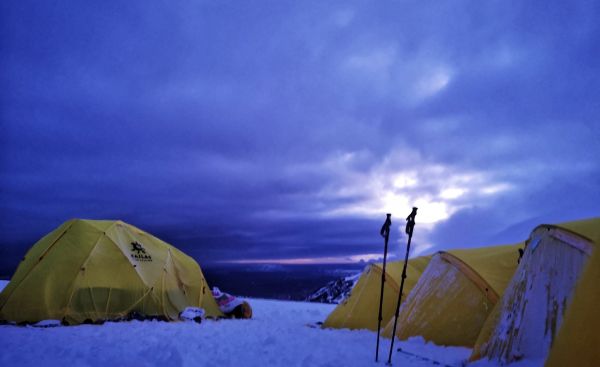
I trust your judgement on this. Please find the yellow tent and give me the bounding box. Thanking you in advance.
[470,218,599,364]
[545,239,600,367]
[0,219,222,324]
[322,256,431,331]
[381,242,523,347]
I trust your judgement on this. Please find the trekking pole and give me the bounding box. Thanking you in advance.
[386,207,418,365]
[375,213,392,362]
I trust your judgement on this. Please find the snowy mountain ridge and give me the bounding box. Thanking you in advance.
[305,271,362,304]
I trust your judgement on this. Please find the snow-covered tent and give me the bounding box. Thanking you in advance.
[0,219,223,324]
[545,239,600,367]
[470,218,600,365]
[381,242,523,347]
[322,256,431,331]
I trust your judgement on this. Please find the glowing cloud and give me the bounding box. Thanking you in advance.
[440,187,466,199]
[320,150,514,231]
[393,172,418,189]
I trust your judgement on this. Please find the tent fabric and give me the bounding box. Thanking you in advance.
[381,253,494,347]
[0,219,222,324]
[382,242,522,347]
[322,256,431,331]
[442,243,524,298]
[469,289,505,361]
[545,243,600,367]
[470,218,598,364]
[552,217,600,246]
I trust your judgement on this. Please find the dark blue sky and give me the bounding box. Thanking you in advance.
[1,1,599,272]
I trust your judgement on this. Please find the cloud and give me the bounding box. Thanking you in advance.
[313,148,515,223]
[332,9,355,28]
[1,0,599,272]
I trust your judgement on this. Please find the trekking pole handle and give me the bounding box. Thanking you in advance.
[380,213,392,238]
[405,207,417,235]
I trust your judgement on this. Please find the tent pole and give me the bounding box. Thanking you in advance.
[387,207,418,365]
[375,213,392,362]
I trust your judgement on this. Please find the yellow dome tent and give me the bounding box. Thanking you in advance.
[322,256,431,331]
[0,219,223,324]
[470,217,599,364]
[381,242,523,347]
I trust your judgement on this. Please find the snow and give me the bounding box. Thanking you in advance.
[0,279,539,366]
[32,319,62,328]
[470,358,544,367]
[179,307,205,322]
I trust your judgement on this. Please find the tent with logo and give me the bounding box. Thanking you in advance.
[470,218,600,365]
[0,219,223,324]
[322,256,431,331]
[381,242,523,347]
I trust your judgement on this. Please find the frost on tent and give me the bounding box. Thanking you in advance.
[471,220,597,364]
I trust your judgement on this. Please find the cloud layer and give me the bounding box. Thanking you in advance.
[1,1,598,272]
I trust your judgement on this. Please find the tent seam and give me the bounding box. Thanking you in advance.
[530,223,596,246]
[103,222,157,317]
[438,252,499,304]
[344,265,371,328]
[63,221,118,321]
[371,265,401,293]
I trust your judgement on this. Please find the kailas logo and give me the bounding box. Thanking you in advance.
[130,241,152,262]
[131,241,146,254]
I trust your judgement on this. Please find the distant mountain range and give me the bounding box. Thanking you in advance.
[203,263,364,301]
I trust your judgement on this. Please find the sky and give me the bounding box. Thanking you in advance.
[1,0,599,273]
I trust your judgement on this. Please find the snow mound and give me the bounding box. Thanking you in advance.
[179,307,205,323]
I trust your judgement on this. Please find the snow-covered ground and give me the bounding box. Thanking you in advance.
[0,280,537,366]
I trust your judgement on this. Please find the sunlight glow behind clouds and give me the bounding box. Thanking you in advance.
[321,150,513,228]
[393,173,418,189]
[440,188,466,199]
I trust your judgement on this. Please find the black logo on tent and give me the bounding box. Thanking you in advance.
[130,241,152,262]
[131,242,146,254]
